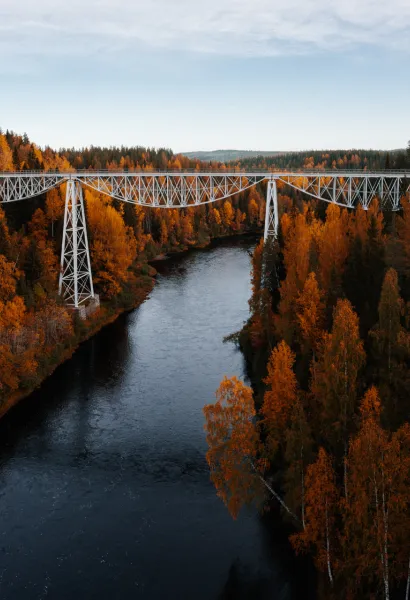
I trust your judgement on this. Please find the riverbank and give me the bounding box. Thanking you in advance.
[0,230,261,421]
[0,271,155,420]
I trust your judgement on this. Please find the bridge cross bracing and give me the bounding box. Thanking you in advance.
[0,170,409,309]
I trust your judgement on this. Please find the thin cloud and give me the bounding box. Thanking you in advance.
[1,0,410,59]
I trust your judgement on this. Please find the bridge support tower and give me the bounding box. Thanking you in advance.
[59,179,96,311]
[264,177,279,242]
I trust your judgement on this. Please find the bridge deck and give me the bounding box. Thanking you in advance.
[0,169,409,177]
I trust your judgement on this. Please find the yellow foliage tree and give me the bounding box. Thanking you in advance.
[86,191,137,298]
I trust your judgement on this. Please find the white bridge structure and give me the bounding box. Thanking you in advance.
[0,170,408,311]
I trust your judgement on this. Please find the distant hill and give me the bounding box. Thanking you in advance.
[181,150,282,162]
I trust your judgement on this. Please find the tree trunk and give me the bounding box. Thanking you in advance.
[250,460,301,525]
[325,500,334,586]
[381,471,390,600]
[300,445,305,529]
[405,555,410,600]
[344,440,348,500]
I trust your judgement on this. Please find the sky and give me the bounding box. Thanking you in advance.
[0,0,409,152]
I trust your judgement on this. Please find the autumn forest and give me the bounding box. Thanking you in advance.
[0,128,268,408]
[1,127,410,598]
[204,141,410,599]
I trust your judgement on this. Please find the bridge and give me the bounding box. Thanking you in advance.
[0,170,409,311]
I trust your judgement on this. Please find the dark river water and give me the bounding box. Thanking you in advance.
[0,237,308,599]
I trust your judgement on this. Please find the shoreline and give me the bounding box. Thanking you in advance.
[0,279,154,421]
[0,230,261,421]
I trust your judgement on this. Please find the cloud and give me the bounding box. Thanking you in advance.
[1,0,410,61]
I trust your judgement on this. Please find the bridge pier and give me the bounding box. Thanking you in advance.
[264,178,279,242]
[59,179,95,310]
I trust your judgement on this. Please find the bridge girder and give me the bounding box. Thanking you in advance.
[0,171,408,210]
[0,171,409,309]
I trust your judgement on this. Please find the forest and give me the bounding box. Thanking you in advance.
[228,147,410,172]
[0,128,267,407]
[1,127,410,597]
[204,141,410,599]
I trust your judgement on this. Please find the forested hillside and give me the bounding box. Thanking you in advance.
[0,129,267,407]
[182,150,282,162]
[229,147,409,171]
[204,141,410,599]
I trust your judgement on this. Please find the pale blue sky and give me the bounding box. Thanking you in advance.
[1,0,409,152]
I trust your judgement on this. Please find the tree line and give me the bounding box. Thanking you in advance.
[229,145,410,172]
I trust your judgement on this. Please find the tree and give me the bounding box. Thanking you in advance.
[248,240,275,349]
[0,207,12,258]
[247,187,263,226]
[277,207,317,344]
[204,376,299,522]
[203,376,261,519]
[222,200,234,229]
[248,197,259,225]
[25,209,59,294]
[318,204,349,310]
[344,388,410,599]
[45,187,65,238]
[0,254,18,301]
[262,340,298,455]
[86,191,137,298]
[312,299,365,494]
[284,398,312,528]
[374,268,403,375]
[296,271,325,360]
[291,448,339,586]
[344,201,385,335]
[0,134,14,171]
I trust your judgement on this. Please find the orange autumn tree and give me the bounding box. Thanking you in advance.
[348,200,384,254]
[317,203,350,303]
[248,197,259,225]
[284,398,312,528]
[203,376,261,519]
[86,190,137,298]
[27,208,60,295]
[0,254,18,303]
[262,340,298,454]
[247,186,263,227]
[248,239,274,348]
[344,387,410,599]
[296,271,325,361]
[0,255,25,335]
[277,206,317,344]
[371,268,403,376]
[45,187,65,238]
[203,376,299,522]
[312,299,365,483]
[291,447,339,587]
[221,200,234,229]
[0,254,37,395]
[0,134,14,171]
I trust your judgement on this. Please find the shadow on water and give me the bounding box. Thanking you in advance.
[0,313,134,462]
[218,518,316,600]
[218,559,273,600]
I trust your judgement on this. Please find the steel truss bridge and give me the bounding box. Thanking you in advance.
[0,170,408,311]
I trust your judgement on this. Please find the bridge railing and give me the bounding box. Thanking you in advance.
[0,168,409,176]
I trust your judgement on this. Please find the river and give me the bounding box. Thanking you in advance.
[0,237,310,599]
